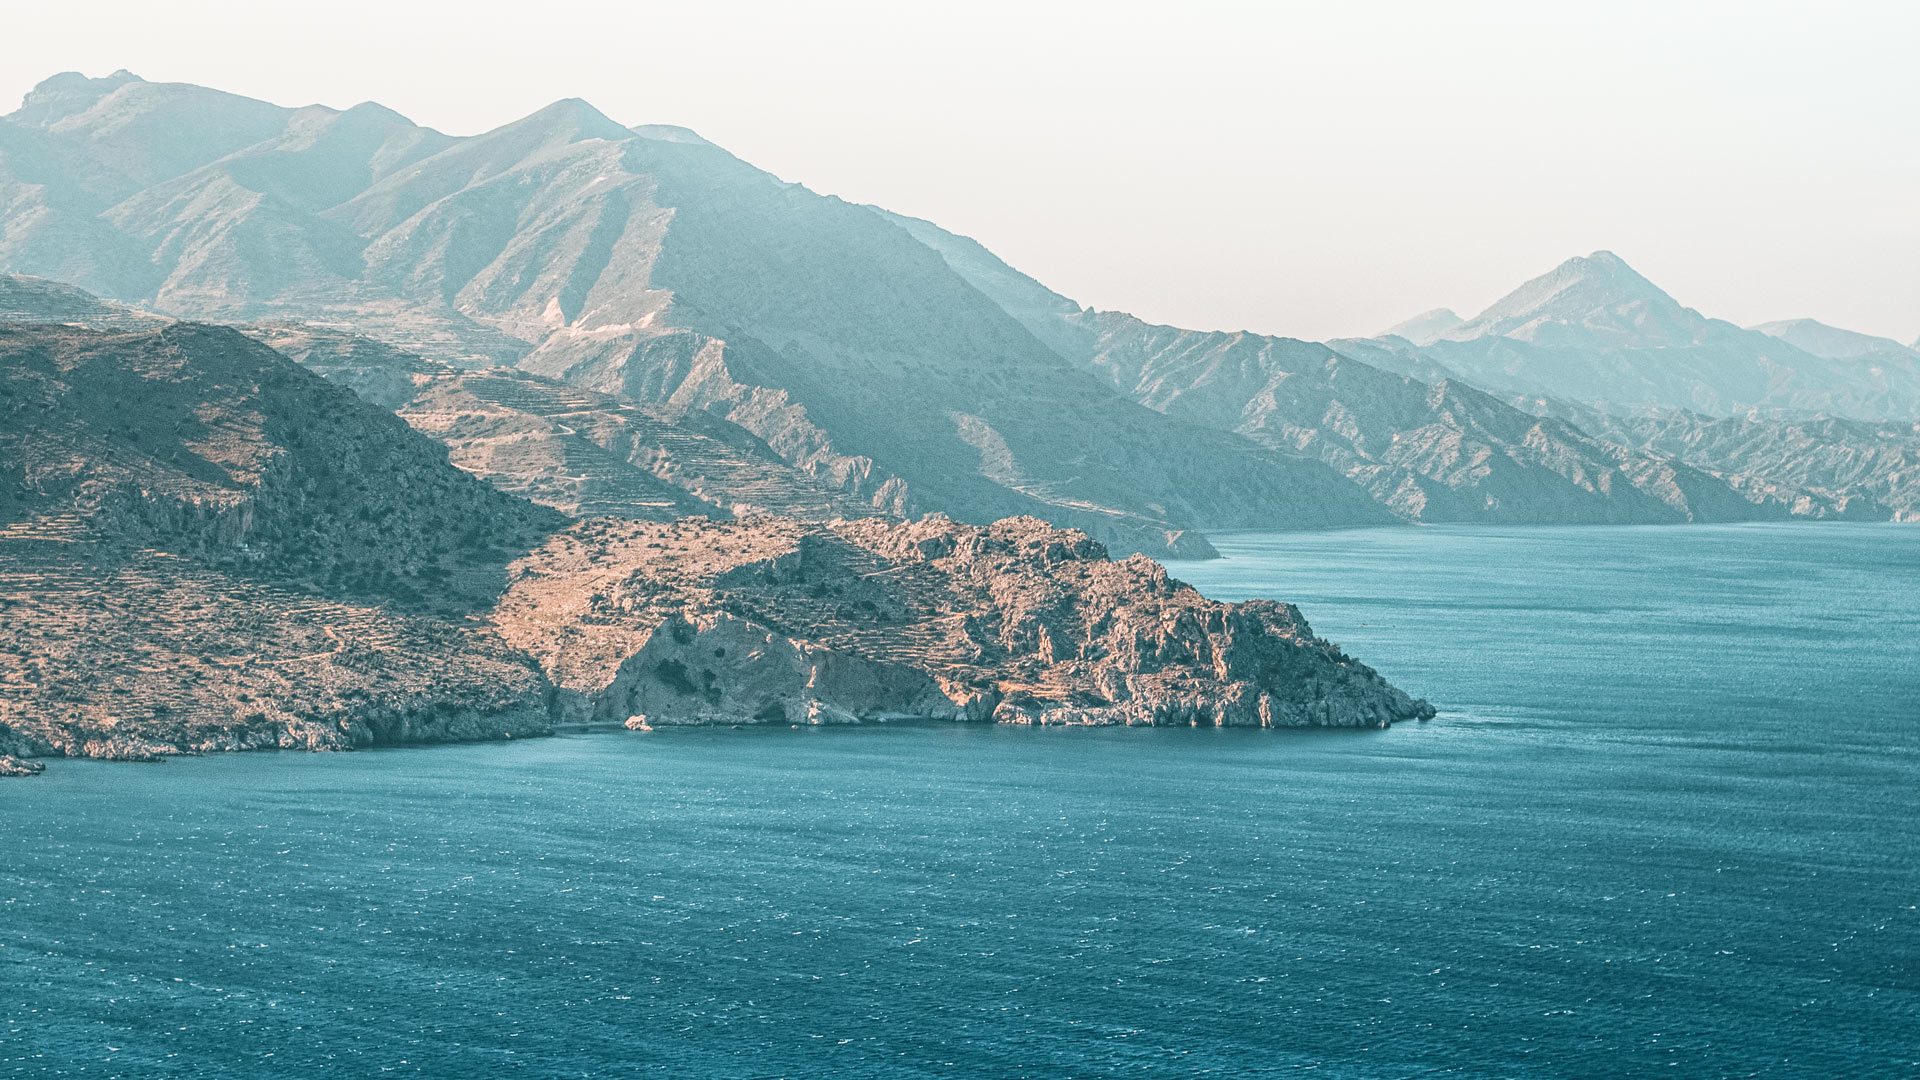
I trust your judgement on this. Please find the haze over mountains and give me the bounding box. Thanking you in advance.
[3,70,1916,541]
[1361,252,1920,422]
[0,70,1387,557]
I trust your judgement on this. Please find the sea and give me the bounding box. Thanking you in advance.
[3,523,1915,1078]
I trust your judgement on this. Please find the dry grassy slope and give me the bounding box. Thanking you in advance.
[0,534,551,771]
[0,322,559,609]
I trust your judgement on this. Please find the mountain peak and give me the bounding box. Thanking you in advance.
[508,97,632,144]
[9,69,146,127]
[1443,250,1706,347]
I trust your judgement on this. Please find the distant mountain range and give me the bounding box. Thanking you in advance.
[1359,251,1920,421]
[3,70,1915,540]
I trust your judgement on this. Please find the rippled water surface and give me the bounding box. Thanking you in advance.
[3,524,1916,1078]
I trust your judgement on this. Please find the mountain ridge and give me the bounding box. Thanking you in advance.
[0,71,1393,557]
[1370,252,1920,421]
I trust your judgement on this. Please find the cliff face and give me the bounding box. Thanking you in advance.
[493,515,1433,730]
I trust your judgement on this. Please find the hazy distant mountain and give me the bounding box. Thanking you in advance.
[0,273,894,526]
[1369,252,1920,421]
[882,212,1788,525]
[5,72,1908,539]
[1377,308,1463,346]
[1751,318,1920,362]
[0,71,1393,556]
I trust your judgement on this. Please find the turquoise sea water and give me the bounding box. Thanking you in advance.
[3,523,1916,1078]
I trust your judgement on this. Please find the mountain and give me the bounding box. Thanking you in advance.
[1571,408,1920,522]
[1751,318,1920,362]
[0,71,1392,557]
[2,276,918,529]
[1369,252,1920,421]
[1378,307,1463,345]
[882,211,1792,525]
[0,272,165,328]
[270,325,878,523]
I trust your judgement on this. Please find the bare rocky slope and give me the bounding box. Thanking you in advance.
[0,70,1391,558]
[1570,408,1920,521]
[494,515,1432,731]
[250,322,879,524]
[0,323,1432,776]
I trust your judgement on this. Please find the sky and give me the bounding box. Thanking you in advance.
[3,0,1915,343]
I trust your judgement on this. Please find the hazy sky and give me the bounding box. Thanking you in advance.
[4,0,1915,342]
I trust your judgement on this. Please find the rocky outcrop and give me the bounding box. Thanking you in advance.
[493,515,1432,730]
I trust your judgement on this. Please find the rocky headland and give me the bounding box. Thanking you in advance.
[0,321,1432,777]
[494,514,1433,731]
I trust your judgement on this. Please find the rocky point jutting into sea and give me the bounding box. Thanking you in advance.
[0,320,1430,777]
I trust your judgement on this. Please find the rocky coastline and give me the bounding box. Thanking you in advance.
[494,514,1433,734]
[0,515,1432,777]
